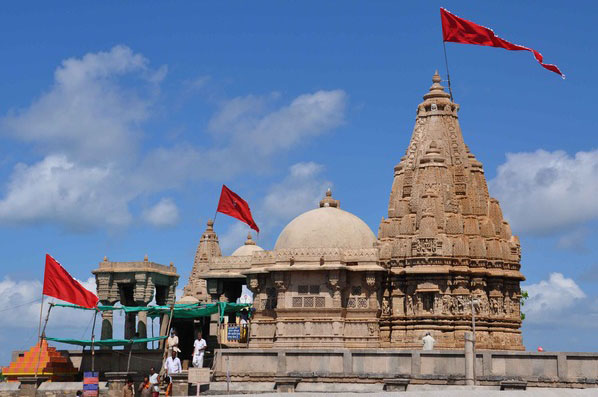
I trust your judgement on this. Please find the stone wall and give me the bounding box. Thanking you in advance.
[213,349,598,390]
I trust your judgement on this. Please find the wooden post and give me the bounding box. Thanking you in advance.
[34,303,54,378]
[90,309,98,372]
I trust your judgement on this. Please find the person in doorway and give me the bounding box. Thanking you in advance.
[148,367,159,397]
[192,330,207,368]
[166,329,179,355]
[122,377,134,397]
[138,376,152,397]
[164,349,182,375]
[422,331,436,350]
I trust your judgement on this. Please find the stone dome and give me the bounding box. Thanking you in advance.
[231,233,264,256]
[274,189,376,250]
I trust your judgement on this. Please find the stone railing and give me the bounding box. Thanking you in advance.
[212,348,598,391]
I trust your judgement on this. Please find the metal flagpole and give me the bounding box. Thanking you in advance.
[36,294,45,340]
[442,41,454,102]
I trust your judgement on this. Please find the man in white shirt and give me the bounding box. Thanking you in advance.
[422,332,436,351]
[192,331,207,368]
[148,367,159,397]
[164,350,182,375]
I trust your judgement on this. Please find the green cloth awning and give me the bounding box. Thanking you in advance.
[45,336,167,347]
[52,302,251,320]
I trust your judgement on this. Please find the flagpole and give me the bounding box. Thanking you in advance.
[37,294,45,340]
[442,41,454,102]
[35,302,54,379]
[90,309,98,372]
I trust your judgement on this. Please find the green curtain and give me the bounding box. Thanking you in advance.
[45,336,167,347]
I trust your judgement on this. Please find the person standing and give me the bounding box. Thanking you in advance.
[422,332,436,350]
[164,376,172,397]
[166,329,179,355]
[138,376,152,397]
[122,377,134,397]
[192,330,207,368]
[148,367,160,397]
[164,350,182,375]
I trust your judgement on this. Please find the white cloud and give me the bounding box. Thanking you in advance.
[219,222,252,255]
[489,149,598,234]
[142,198,180,227]
[0,46,347,232]
[0,155,132,230]
[523,273,586,323]
[2,45,164,163]
[263,162,330,221]
[0,276,97,330]
[209,90,347,156]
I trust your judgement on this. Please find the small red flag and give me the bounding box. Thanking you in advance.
[43,254,98,309]
[216,185,259,232]
[440,8,564,78]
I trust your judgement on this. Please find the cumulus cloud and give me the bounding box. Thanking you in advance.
[209,90,347,156]
[523,273,586,323]
[0,155,131,230]
[489,149,598,234]
[2,45,164,163]
[142,198,180,227]
[0,46,346,232]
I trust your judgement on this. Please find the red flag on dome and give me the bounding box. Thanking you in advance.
[440,8,564,78]
[216,185,260,232]
[43,254,98,309]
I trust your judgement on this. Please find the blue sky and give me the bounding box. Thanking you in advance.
[1,1,597,364]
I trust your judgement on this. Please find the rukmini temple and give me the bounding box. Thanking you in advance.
[182,71,525,351]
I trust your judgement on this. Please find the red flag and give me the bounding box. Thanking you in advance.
[43,254,98,309]
[216,185,259,232]
[440,8,564,78]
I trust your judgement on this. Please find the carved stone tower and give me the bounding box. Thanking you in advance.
[183,219,222,301]
[377,72,525,350]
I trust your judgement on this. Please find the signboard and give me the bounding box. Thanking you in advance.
[83,372,99,397]
[227,326,241,341]
[188,368,211,384]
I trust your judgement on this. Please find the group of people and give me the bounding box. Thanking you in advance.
[164,328,207,371]
[122,368,172,397]
[120,328,207,396]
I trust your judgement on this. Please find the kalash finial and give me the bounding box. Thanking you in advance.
[423,70,451,101]
[206,219,214,230]
[319,188,340,208]
[245,232,256,246]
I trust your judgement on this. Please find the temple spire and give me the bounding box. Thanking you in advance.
[183,219,222,301]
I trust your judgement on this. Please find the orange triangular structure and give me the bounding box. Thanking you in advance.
[2,339,77,381]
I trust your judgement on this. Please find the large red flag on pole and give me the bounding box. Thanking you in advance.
[440,8,564,78]
[216,185,260,232]
[43,254,98,309]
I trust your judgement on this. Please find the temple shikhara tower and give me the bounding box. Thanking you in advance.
[183,71,525,351]
[377,72,524,350]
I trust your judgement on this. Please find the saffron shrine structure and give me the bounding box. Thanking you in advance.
[182,71,525,351]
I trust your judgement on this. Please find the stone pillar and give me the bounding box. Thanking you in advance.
[170,372,189,396]
[464,332,474,386]
[101,310,114,350]
[124,312,136,340]
[137,311,148,349]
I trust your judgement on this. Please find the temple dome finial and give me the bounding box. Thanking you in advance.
[423,70,451,101]
[320,188,339,208]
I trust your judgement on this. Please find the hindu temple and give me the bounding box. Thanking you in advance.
[188,71,525,351]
